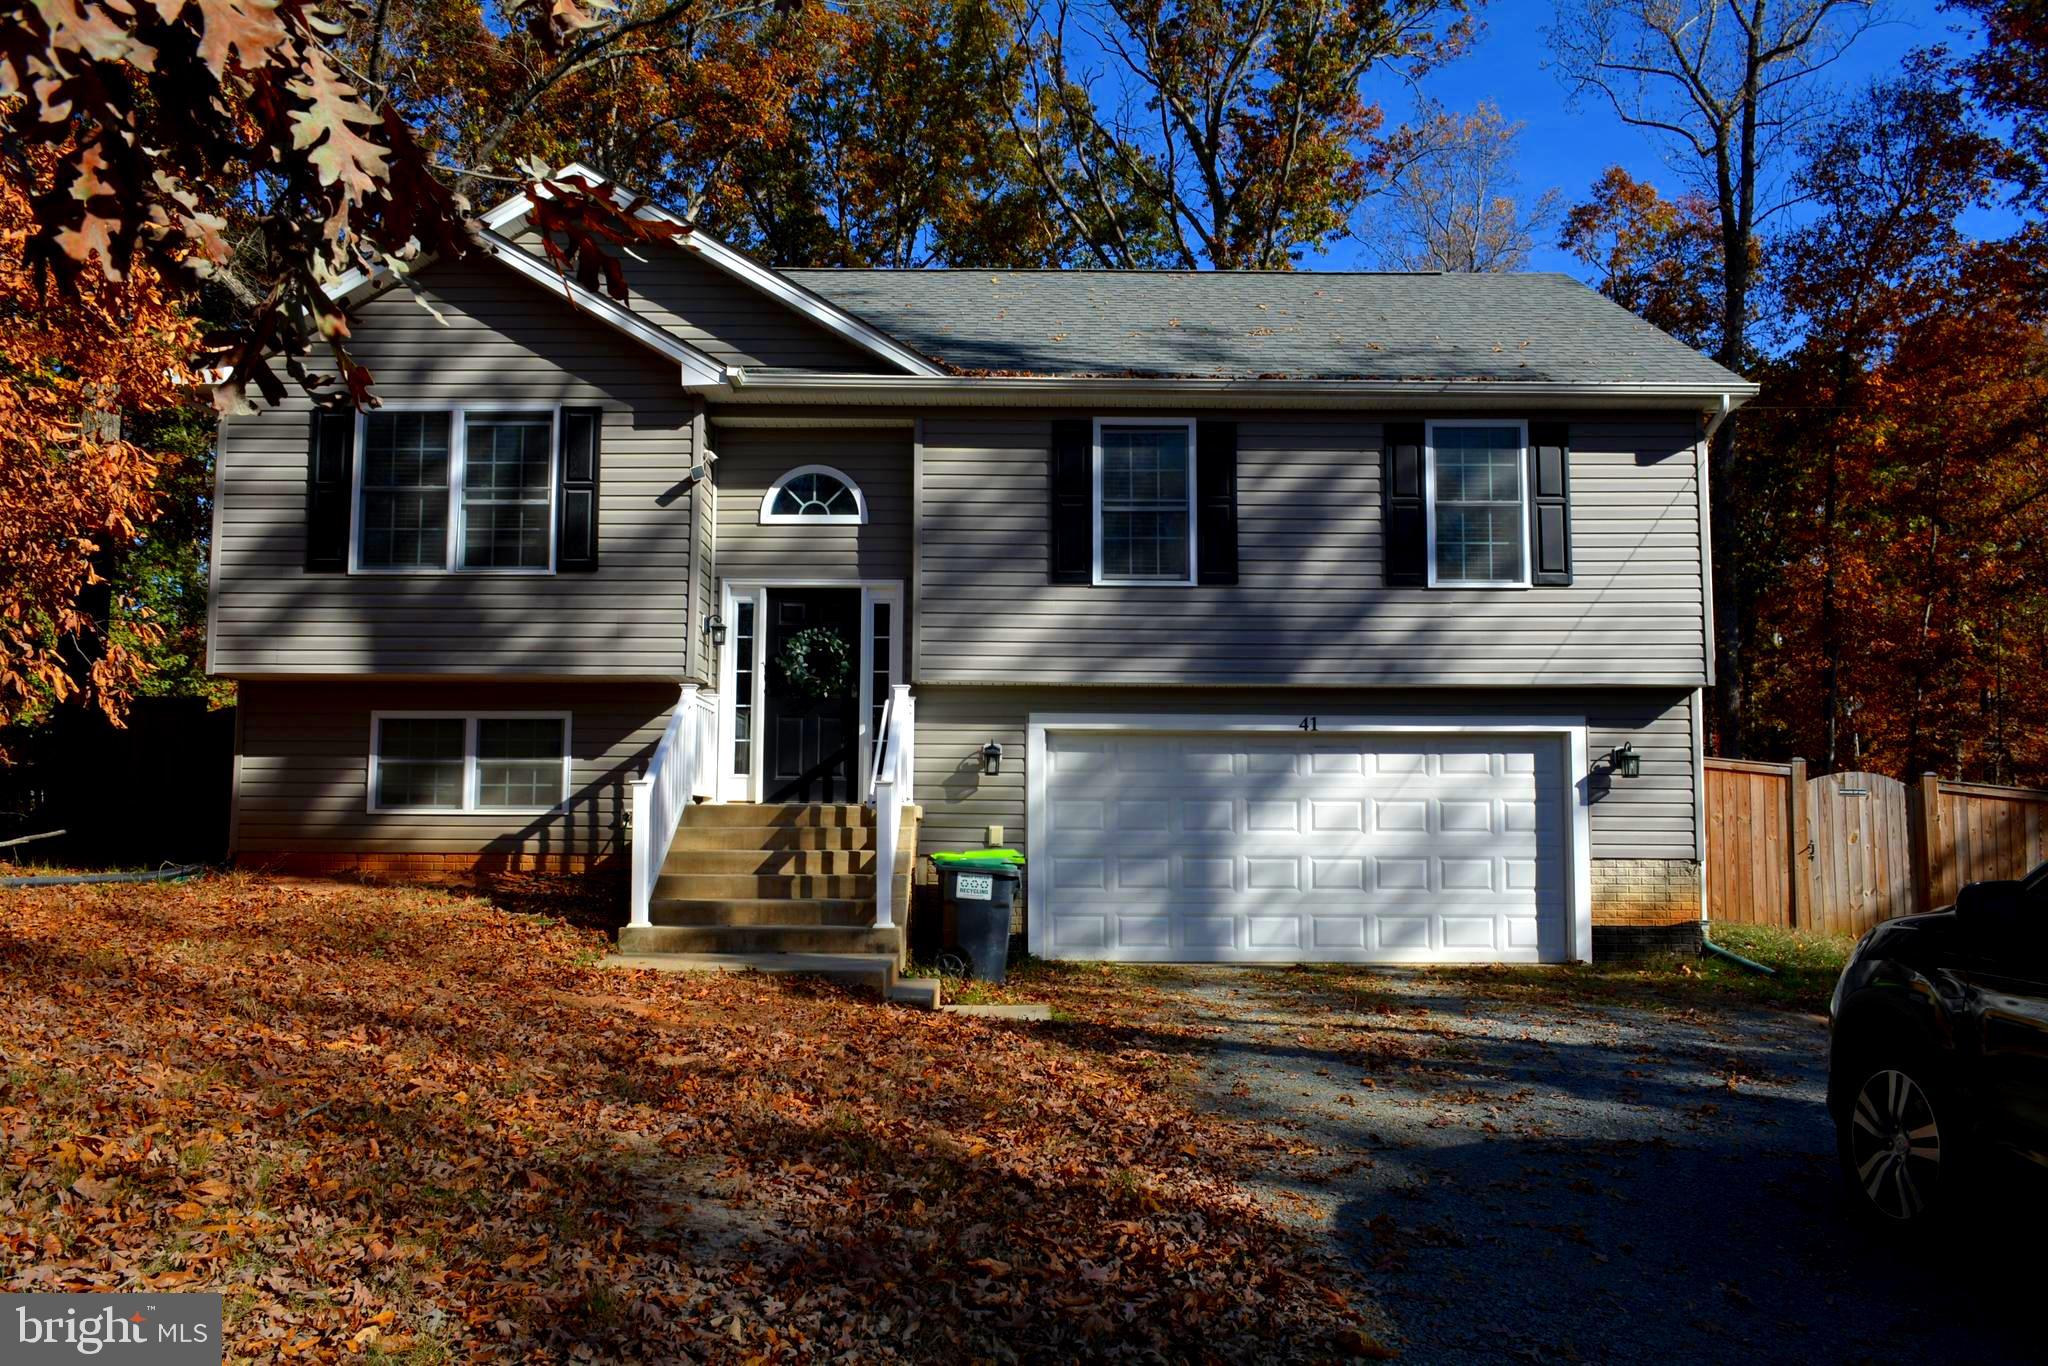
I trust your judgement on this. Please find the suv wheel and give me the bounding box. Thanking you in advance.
[1838,1064,1948,1224]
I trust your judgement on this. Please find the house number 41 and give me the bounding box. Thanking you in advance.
[1298,717,1319,732]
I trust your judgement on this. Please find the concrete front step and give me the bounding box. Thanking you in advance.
[602,950,936,1009]
[682,803,872,829]
[662,848,876,876]
[620,922,902,955]
[670,825,877,852]
[653,872,875,901]
[649,897,873,927]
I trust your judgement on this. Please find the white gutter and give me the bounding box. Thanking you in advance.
[707,374,1762,410]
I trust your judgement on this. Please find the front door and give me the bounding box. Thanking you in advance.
[763,588,861,803]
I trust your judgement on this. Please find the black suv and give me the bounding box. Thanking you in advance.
[1827,860,2048,1225]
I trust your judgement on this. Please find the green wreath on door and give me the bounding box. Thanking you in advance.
[774,626,854,699]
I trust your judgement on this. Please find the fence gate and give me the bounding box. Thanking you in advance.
[1703,759,1796,927]
[1804,771,1916,936]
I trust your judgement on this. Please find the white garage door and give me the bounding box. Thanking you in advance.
[1038,730,1571,963]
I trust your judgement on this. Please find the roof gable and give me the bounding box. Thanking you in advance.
[780,268,1748,390]
[485,166,944,378]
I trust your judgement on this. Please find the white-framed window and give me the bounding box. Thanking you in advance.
[1093,417,1197,585]
[368,712,571,813]
[353,405,559,573]
[759,465,867,524]
[1425,419,1530,588]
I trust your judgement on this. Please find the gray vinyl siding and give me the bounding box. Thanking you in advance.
[911,686,1699,864]
[709,427,914,584]
[233,680,672,858]
[691,435,718,681]
[208,257,698,678]
[615,246,899,372]
[915,413,1706,688]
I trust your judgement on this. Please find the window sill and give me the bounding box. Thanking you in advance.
[367,804,566,816]
[345,567,559,577]
[1091,577,1199,588]
[1426,579,1533,591]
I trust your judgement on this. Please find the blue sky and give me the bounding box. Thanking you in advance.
[1337,0,1997,274]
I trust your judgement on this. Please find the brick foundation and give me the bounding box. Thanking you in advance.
[1592,858,1702,926]
[237,851,623,881]
[1591,858,1702,960]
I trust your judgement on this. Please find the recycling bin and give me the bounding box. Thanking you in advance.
[934,850,1024,983]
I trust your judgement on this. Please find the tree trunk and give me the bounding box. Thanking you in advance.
[1710,420,1744,757]
[1819,452,1843,771]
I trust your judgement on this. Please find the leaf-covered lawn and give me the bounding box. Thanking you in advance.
[0,875,1384,1362]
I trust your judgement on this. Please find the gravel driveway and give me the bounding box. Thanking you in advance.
[1155,968,2035,1364]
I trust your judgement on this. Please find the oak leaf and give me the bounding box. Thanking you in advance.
[284,48,389,204]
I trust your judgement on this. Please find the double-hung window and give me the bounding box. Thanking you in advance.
[1426,421,1530,588]
[370,713,571,812]
[354,407,558,572]
[1094,418,1196,585]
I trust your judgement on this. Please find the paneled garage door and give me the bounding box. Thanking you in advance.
[1037,730,1571,963]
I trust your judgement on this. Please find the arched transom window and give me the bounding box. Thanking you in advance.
[760,465,867,524]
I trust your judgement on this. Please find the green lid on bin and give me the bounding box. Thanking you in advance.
[932,848,1025,867]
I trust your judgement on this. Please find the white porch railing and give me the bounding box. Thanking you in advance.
[867,684,915,930]
[629,684,713,929]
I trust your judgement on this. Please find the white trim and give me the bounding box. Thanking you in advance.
[490,164,944,379]
[1024,712,1595,965]
[476,232,734,387]
[758,463,868,525]
[716,579,904,802]
[349,403,560,576]
[1091,416,1199,587]
[1424,417,1532,590]
[712,373,1762,407]
[367,711,572,815]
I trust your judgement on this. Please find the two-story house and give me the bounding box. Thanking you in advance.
[210,169,1754,966]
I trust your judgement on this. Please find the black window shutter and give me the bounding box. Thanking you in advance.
[304,408,354,572]
[1048,418,1093,584]
[1195,420,1238,585]
[1528,420,1572,586]
[558,406,602,572]
[1383,420,1427,586]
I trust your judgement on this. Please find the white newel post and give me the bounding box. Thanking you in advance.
[629,775,653,929]
[873,772,897,935]
[895,683,915,807]
[870,684,916,932]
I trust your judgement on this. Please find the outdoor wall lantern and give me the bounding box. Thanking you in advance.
[1610,743,1642,779]
[704,613,727,648]
[981,740,1004,777]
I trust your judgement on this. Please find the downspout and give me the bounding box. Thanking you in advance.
[1702,391,1733,446]
[1695,394,1771,974]
[1704,935,1777,975]
[2,864,209,888]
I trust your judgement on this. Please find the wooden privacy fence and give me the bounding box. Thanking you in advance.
[1706,758,2048,936]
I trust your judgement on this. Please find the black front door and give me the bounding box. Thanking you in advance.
[764,588,860,803]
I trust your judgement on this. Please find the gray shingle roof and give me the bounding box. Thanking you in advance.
[780,268,1745,389]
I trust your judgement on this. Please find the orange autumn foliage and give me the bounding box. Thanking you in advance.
[0,153,202,728]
